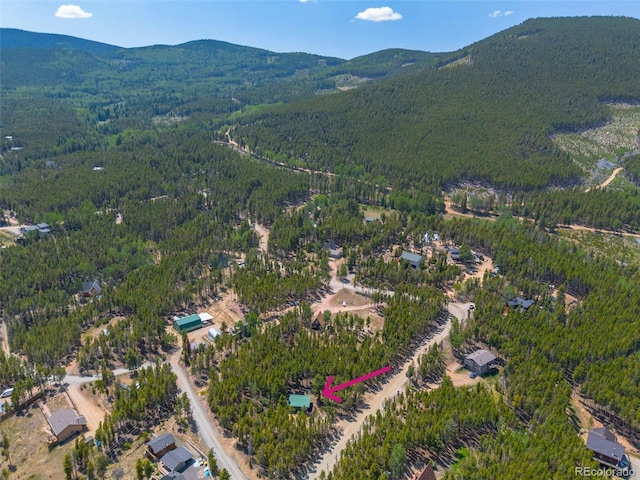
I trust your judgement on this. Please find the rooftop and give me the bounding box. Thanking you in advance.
[174,314,202,326]
[506,297,535,309]
[465,349,496,367]
[586,428,626,463]
[47,409,86,436]
[147,432,176,454]
[400,251,424,264]
[160,445,194,472]
[288,394,311,409]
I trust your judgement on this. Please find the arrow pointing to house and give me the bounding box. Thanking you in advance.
[321,366,392,403]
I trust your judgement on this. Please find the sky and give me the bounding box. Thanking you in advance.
[1,1,639,59]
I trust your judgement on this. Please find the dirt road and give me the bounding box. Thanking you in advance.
[66,384,105,435]
[169,354,248,479]
[585,167,624,192]
[308,304,464,479]
[0,321,10,357]
[254,223,269,254]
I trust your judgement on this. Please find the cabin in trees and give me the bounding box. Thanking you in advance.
[81,280,101,297]
[400,251,424,268]
[47,408,87,443]
[586,428,630,469]
[506,297,535,311]
[323,240,343,259]
[288,394,313,413]
[146,432,176,461]
[173,314,203,333]
[464,349,497,376]
[412,464,436,480]
[159,445,195,473]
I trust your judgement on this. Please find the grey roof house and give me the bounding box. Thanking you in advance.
[82,280,101,297]
[464,349,497,375]
[47,408,86,443]
[506,297,535,310]
[400,251,424,268]
[586,428,628,469]
[160,445,194,472]
[146,432,176,460]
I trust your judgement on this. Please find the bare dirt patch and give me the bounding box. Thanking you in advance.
[1,401,74,479]
[66,384,108,435]
[445,362,481,388]
[199,292,245,332]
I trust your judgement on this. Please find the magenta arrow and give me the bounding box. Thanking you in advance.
[321,366,392,403]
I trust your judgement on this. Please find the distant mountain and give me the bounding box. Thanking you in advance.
[0,28,454,165]
[233,16,640,190]
[0,28,122,55]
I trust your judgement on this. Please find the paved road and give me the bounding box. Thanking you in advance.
[169,354,248,479]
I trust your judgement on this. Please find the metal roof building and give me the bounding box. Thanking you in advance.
[173,314,202,333]
[288,394,312,409]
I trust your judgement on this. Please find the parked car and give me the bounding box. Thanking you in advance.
[468,303,475,310]
[470,372,478,379]
[1,388,14,398]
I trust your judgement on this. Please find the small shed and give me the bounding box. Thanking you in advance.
[400,251,424,268]
[47,409,86,443]
[160,445,194,472]
[288,394,312,412]
[173,314,202,333]
[464,349,497,376]
[146,432,176,461]
[207,327,221,341]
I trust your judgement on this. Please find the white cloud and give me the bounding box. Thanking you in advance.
[55,4,93,19]
[355,6,402,23]
[489,10,515,18]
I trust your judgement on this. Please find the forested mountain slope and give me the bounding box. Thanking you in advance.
[234,16,640,190]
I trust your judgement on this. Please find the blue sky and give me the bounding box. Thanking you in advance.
[2,1,639,59]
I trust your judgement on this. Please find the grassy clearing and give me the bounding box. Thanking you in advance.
[1,402,73,479]
[553,103,640,168]
[559,229,640,267]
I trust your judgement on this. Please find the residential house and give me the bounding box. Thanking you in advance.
[506,297,535,310]
[82,280,101,297]
[146,432,176,461]
[173,314,202,333]
[159,445,194,473]
[400,251,424,268]
[47,409,86,443]
[586,428,629,469]
[311,314,324,331]
[416,464,436,480]
[464,349,497,376]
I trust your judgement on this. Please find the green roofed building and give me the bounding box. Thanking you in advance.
[173,314,202,333]
[288,394,312,410]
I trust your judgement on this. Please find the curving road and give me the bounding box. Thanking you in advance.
[169,354,248,479]
[308,302,469,479]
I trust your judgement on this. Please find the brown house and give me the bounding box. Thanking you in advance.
[47,408,86,443]
[413,464,436,480]
[146,432,176,461]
